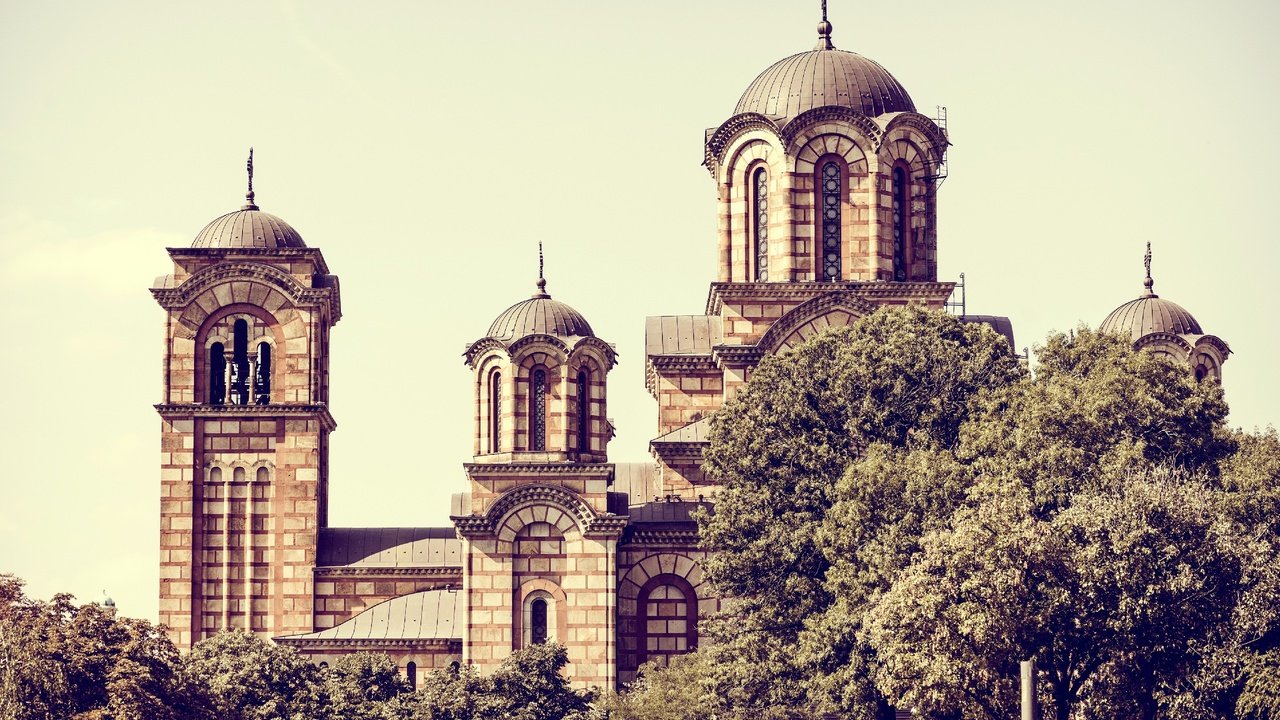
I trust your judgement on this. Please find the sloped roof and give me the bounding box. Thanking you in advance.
[651,417,711,445]
[960,315,1016,350]
[318,527,462,569]
[277,589,462,643]
[645,315,723,356]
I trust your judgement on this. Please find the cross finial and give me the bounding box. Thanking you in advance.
[1142,241,1156,297]
[534,242,549,298]
[816,0,835,50]
[242,147,259,210]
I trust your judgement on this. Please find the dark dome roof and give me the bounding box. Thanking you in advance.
[486,279,594,343]
[1100,295,1202,342]
[734,25,915,119]
[192,208,306,249]
[1100,247,1203,342]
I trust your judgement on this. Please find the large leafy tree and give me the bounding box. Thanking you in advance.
[182,631,323,720]
[0,574,203,720]
[697,306,1024,713]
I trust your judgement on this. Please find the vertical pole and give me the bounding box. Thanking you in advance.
[1021,659,1038,720]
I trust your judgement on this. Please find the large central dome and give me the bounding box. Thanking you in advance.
[734,22,915,119]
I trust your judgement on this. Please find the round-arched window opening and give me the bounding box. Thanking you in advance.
[531,598,548,645]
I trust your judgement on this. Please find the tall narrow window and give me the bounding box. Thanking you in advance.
[576,370,589,454]
[820,162,842,281]
[531,598,548,645]
[530,369,547,451]
[892,167,908,281]
[406,662,417,690]
[230,320,249,406]
[209,343,226,405]
[255,467,269,483]
[752,167,769,281]
[254,342,271,404]
[489,370,502,453]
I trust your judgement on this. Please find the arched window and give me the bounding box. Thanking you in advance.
[752,167,769,282]
[521,589,556,648]
[576,369,589,454]
[254,342,271,404]
[406,661,417,690]
[233,467,246,483]
[209,467,222,483]
[892,166,909,281]
[819,161,843,281]
[255,467,269,483]
[230,319,249,406]
[639,577,697,668]
[209,343,226,405]
[530,368,547,451]
[489,370,502,453]
[531,598,548,644]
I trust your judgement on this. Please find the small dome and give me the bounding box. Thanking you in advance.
[486,279,594,343]
[734,24,915,120]
[191,208,306,249]
[1100,244,1203,342]
[1100,295,1202,342]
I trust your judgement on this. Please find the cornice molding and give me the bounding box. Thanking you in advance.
[704,112,783,176]
[705,281,955,315]
[313,566,460,578]
[154,403,337,431]
[623,529,701,546]
[275,637,462,649]
[166,246,332,276]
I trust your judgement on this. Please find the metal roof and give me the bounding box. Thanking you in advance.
[278,589,462,642]
[959,315,1017,351]
[486,280,594,343]
[1100,295,1202,342]
[191,209,306,249]
[317,527,462,569]
[734,48,915,120]
[629,500,712,524]
[644,315,723,356]
[651,418,711,445]
[612,462,661,507]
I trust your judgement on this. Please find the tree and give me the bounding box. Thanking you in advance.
[322,652,411,720]
[697,306,1024,713]
[0,575,201,720]
[401,643,594,720]
[182,631,322,720]
[864,472,1254,720]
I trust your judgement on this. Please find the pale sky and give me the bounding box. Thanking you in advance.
[1,1,1276,622]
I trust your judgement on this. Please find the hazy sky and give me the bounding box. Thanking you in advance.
[1,1,1276,621]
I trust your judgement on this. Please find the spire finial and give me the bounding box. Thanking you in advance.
[1142,241,1156,297]
[242,147,259,211]
[816,0,834,50]
[534,242,549,298]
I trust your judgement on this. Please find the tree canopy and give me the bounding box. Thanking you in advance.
[619,309,1280,720]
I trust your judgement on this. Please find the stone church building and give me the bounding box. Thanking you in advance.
[150,13,1228,691]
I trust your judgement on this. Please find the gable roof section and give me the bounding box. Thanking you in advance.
[276,589,462,644]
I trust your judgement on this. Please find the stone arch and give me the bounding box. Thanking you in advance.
[487,485,594,554]
[705,113,784,175]
[618,552,706,606]
[756,292,877,354]
[882,113,948,167]
[194,304,290,404]
[171,263,311,339]
[782,106,882,154]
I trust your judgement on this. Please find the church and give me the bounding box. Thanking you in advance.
[150,11,1229,691]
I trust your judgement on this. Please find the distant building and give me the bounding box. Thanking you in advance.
[151,11,1224,691]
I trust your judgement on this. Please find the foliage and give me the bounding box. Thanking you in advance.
[673,317,1279,719]
[697,306,1023,712]
[401,643,594,720]
[323,652,411,720]
[0,574,200,720]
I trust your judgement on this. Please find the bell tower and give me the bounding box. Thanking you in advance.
[453,255,624,688]
[152,152,341,648]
